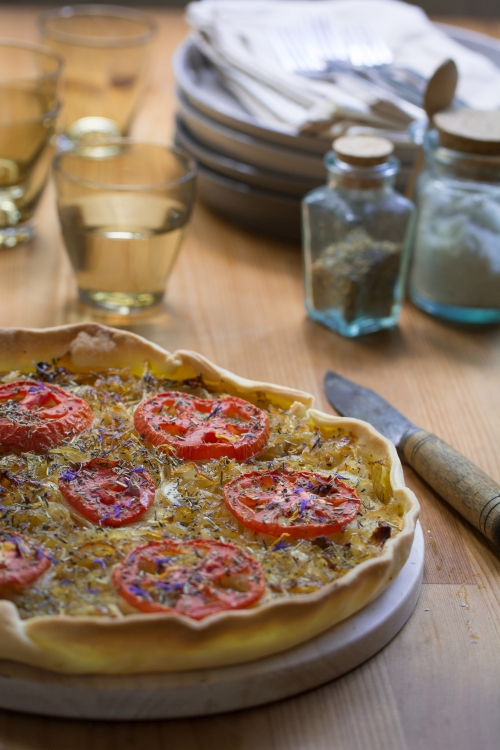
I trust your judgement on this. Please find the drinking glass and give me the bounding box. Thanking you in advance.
[54,140,197,314]
[0,40,62,247]
[38,5,156,143]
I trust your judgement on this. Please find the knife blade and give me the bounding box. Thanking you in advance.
[324,370,500,548]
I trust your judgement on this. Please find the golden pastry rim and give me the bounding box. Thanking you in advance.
[0,323,420,675]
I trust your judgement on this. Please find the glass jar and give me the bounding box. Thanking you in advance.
[409,130,500,323]
[302,136,415,337]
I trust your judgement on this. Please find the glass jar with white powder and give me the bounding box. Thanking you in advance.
[409,110,500,323]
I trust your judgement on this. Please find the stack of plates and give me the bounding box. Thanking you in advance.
[173,25,500,242]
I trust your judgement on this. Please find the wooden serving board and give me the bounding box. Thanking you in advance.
[0,523,423,721]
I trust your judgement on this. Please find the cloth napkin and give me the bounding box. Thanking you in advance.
[186,0,500,136]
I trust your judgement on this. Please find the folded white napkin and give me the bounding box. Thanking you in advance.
[186,0,500,135]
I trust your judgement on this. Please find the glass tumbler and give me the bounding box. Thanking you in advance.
[38,4,156,143]
[0,41,62,247]
[54,140,197,314]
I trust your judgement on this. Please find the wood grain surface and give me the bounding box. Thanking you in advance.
[0,7,499,749]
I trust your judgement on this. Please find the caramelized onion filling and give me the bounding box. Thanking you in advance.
[0,367,404,619]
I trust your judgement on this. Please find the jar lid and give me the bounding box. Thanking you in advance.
[332,135,394,166]
[434,109,500,155]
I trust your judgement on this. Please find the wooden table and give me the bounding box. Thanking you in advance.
[0,7,499,749]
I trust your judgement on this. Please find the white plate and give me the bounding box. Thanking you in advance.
[177,91,328,179]
[178,92,412,185]
[174,24,500,238]
[173,24,500,156]
[190,157,411,242]
[196,165,302,242]
[175,116,322,196]
[195,163,411,240]
[172,39,331,154]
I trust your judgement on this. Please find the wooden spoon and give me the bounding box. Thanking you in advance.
[424,59,458,120]
[405,59,458,200]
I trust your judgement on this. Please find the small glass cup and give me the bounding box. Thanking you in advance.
[38,4,156,144]
[0,40,62,247]
[53,140,197,314]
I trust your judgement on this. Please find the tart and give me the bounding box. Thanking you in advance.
[0,323,419,674]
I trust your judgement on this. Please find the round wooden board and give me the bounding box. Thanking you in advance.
[0,523,423,721]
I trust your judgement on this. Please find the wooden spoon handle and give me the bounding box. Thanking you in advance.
[401,429,500,547]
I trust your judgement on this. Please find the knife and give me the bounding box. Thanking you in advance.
[324,370,500,548]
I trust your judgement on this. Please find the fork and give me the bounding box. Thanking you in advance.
[268,19,431,108]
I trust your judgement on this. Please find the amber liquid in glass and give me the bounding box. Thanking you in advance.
[59,194,188,312]
[43,32,150,136]
[0,88,56,229]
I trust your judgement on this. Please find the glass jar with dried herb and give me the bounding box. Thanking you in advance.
[302,136,415,337]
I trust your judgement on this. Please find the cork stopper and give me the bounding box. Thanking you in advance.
[434,109,500,155]
[333,136,394,166]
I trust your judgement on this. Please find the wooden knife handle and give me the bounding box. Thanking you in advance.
[401,429,500,547]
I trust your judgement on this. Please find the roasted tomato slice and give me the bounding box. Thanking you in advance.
[224,468,361,538]
[0,530,51,588]
[134,392,270,461]
[0,380,93,452]
[112,538,266,618]
[58,459,156,527]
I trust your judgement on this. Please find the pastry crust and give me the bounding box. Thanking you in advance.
[0,323,419,674]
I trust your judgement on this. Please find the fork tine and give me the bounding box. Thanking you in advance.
[267,17,426,114]
[299,23,324,69]
[358,24,393,65]
[268,26,318,72]
[344,25,367,67]
[313,18,349,65]
[267,28,299,73]
[292,25,324,70]
[270,23,328,73]
[355,25,379,66]
[350,23,394,66]
[301,18,329,70]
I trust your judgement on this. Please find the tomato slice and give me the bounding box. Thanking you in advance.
[0,530,51,588]
[224,468,360,538]
[134,392,270,461]
[58,459,156,527]
[112,538,265,618]
[0,380,93,452]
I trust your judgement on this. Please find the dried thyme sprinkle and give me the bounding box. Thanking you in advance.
[311,227,402,323]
